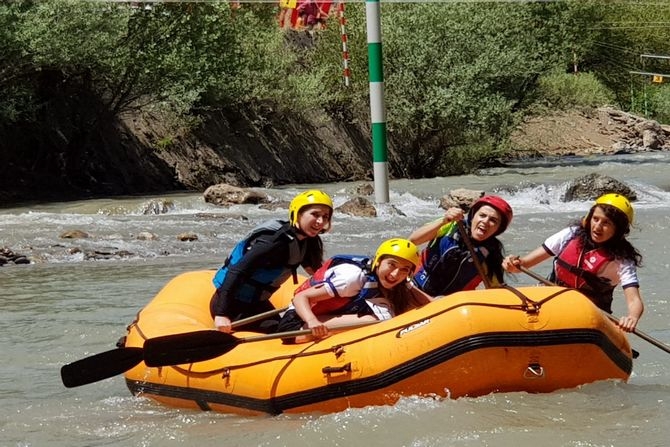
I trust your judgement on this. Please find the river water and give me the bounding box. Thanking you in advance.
[2,153,670,447]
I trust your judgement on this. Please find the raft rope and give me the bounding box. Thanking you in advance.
[156,289,575,376]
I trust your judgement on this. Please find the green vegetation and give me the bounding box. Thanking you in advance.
[534,71,616,110]
[1,0,669,177]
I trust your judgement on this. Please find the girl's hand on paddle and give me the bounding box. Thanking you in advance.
[502,255,522,273]
[618,315,639,333]
[442,207,464,225]
[306,319,329,338]
[214,315,233,333]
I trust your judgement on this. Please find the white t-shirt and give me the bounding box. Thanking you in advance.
[291,263,394,320]
[543,226,639,289]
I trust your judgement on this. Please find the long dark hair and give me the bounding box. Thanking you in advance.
[378,282,417,315]
[577,204,642,266]
[302,235,325,268]
[477,235,506,283]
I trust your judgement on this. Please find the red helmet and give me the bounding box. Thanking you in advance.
[468,195,513,236]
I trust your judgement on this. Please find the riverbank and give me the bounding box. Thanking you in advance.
[508,107,670,159]
[1,104,667,206]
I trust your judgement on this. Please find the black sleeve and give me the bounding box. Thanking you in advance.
[211,233,290,317]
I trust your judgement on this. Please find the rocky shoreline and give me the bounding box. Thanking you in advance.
[508,107,670,159]
[1,172,639,267]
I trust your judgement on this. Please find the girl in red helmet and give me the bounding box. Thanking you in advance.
[503,194,644,332]
[409,195,513,297]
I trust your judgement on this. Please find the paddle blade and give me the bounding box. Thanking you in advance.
[61,347,144,388]
[143,330,238,367]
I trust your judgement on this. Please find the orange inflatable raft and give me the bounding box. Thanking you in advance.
[123,270,633,415]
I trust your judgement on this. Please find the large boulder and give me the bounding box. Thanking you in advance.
[203,183,270,207]
[439,188,484,210]
[336,196,377,217]
[636,120,664,150]
[562,173,637,202]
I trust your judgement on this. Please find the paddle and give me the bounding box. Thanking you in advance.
[517,265,670,355]
[60,306,288,388]
[61,347,144,388]
[457,220,492,288]
[143,320,377,367]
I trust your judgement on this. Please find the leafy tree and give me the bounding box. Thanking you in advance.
[362,3,575,175]
[3,1,250,119]
[578,1,670,111]
[0,2,40,121]
[2,0,669,188]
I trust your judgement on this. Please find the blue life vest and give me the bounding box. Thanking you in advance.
[213,219,305,303]
[295,254,380,315]
[413,221,488,296]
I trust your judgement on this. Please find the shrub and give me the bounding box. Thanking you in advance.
[645,84,670,124]
[536,71,615,109]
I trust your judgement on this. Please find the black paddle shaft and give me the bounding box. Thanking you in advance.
[142,322,377,367]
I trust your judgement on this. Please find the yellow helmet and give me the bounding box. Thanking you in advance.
[594,193,634,225]
[371,238,420,272]
[289,190,333,230]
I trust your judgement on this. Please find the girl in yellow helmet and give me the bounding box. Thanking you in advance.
[277,238,433,343]
[210,190,333,334]
[503,193,644,332]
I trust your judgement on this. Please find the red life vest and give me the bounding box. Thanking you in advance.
[294,255,379,316]
[552,237,616,312]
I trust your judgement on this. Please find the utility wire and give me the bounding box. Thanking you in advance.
[593,41,643,57]
[589,26,670,30]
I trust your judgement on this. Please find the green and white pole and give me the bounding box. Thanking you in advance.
[366,0,389,203]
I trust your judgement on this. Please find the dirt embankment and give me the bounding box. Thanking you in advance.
[509,107,670,158]
[1,104,668,205]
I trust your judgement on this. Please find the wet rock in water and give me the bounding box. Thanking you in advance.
[59,230,90,239]
[336,197,377,217]
[440,189,484,210]
[562,173,637,202]
[349,182,374,196]
[84,250,134,260]
[142,199,176,215]
[136,231,159,241]
[203,184,270,207]
[195,213,249,221]
[177,232,199,242]
[0,247,32,266]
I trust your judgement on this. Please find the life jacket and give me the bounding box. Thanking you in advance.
[213,219,306,303]
[294,255,380,315]
[552,236,616,312]
[413,221,489,296]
